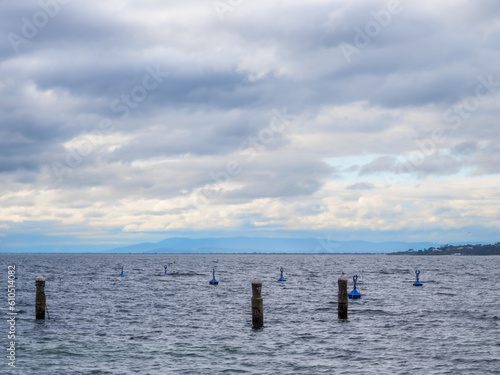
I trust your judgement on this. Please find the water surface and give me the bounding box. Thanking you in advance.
[1,254,499,374]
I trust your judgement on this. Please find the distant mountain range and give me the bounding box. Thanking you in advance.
[105,237,447,254]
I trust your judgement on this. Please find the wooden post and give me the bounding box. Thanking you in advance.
[338,274,348,319]
[251,278,263,328]
[35,276,46,320]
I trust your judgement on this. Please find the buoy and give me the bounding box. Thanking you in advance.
[278,267,286,281]
[164,265,168,275]
[348,274,361,299]
[209,268,218,285]
[119,265,125,277]
[413,270,423,286]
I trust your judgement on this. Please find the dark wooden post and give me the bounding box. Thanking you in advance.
[338,274,348,319]
[35,276,46,320]
[251,278,263,328]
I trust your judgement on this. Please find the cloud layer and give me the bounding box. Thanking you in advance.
[1,0,500,249]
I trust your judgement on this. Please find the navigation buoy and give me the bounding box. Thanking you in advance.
[348,274,361,299]
[164,265,168,275]
[278,267,286,281]
[413,270,422,286]
[119,265,125,277]
[209,268,218,285]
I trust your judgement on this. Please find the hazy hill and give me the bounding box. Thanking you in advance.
[106,237,441,254]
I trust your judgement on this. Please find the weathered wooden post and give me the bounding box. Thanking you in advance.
[338,274,348,319]
[35,276,46,320]
[251,278,263,328]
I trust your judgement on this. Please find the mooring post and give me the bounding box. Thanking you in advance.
[251,278,263,328]
[35,276,46,320]
[338,274,348,319]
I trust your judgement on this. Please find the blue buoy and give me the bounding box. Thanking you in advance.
[119,265,125,277]
[413,270,423,286]
[209,268,218,285]
[278,267,286,281]
[164,265,168,275]
[348,274,361,299]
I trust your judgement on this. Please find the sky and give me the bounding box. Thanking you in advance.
[1,0,500,252]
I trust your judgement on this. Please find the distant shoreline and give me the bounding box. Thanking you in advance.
[389,242,500,256]
[389,254,500,256]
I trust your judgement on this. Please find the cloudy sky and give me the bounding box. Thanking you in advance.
[1,0,500,251]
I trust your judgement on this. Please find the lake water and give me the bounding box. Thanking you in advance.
[1,254,499,374]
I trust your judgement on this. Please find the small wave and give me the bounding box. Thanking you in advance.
[379,268,411,274]
[161,271,204,277]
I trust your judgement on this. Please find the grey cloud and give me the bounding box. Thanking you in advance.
[394,153,463,177]
[346,182,375,190]
[359,152,467,178]
[471,142,500,175]
[453,141,478,156]
[359,156,396,175]
[344,165,360,173]
[219,155,336,201]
